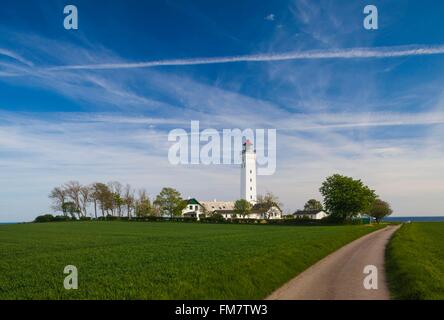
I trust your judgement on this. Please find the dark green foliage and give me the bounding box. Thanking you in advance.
[367,199,392,223]
[105,215,120,221]
[234,199,251,217]
[320,174,377,221]
[62,201,80,219]
[34,214,56,223]
[135,198,152,217]
[303,199,323,211]
[53,215,72,222]
[153,187,186,217]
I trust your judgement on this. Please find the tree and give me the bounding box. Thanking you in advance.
[79,186,91,217]
[319,174,377,221]
[90,183,101,219]
[135,189,152,217]
[304,199,323,211]
[257,192,282,210]
[108,181,124,216]
[113,193,125,217]
[64,181,82,217]
[153,187,186,218]
[234,199,251,218]
[93,183,113,217]
[62,201,80,219]
[367,199,392,223]
[49,186,67,215]
[123,184,135,219]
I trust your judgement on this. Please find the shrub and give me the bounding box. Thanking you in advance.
[34,214,55,223]
[53,215,72,222]
[200,214,225,224]
[105,215,120,221]
[134,216,164,222]
[172,217,196,223]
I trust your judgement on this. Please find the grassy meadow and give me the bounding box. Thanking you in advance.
[386,222,444,300]
[0,221,382,299]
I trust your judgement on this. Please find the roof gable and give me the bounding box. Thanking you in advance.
[186,198,201,205]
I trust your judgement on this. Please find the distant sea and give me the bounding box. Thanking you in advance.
[384,216,444,222]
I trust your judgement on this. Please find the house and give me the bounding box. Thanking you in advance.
[250,203,282,220]
[181,199,237,220]
[209,202,282,220]
[182,198,206,220]
[182,199,238,220]
[293,210,329,220]
[202,201,236,219]
[182,198,283,220]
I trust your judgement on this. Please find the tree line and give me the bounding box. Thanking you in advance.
[48,182,283,221]
[49,181,187,219]
[46,174,392,223]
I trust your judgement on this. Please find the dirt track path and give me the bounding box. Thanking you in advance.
[266,225,400,300]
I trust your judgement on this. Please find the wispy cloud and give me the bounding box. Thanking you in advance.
[1,24,444,221]
[279,111,444,131]
[42,45,444,71]
[0,48,34,66]
[2,109,444,221]
[264,14,275,21]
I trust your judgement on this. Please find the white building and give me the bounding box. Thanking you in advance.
[181,140,283,221]
[181,199,236,220]
[241,140,257,204]
[292,210,329,220]
[181,199,282,220]
[182,198,204,219]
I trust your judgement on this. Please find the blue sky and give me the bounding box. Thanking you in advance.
[1,0,444,221]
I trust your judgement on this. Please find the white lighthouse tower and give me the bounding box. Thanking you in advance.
[241,139,257,204]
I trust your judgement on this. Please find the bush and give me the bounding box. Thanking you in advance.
[78,216,92,221]
[134,216,164,222]
[200,214,225,224]
[34,214,55,223]
[172,216,196,223]
[53,215,72,222]
[105,215,120,221]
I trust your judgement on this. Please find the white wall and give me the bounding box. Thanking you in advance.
[241,144,257,204]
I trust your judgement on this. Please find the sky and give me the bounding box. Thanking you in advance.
[1,0,444,222]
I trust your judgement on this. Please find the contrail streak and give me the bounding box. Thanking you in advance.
[46,45,444,71]
[0,49,34,67]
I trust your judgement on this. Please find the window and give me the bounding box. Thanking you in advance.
[250,187,252,191]
[195,205,198,210]
[250,196,253,199]
[250,178,252,182]
[250,170,252,174]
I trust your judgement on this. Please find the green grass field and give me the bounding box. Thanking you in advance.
[0,222,382,300]
[386,222,444,300]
